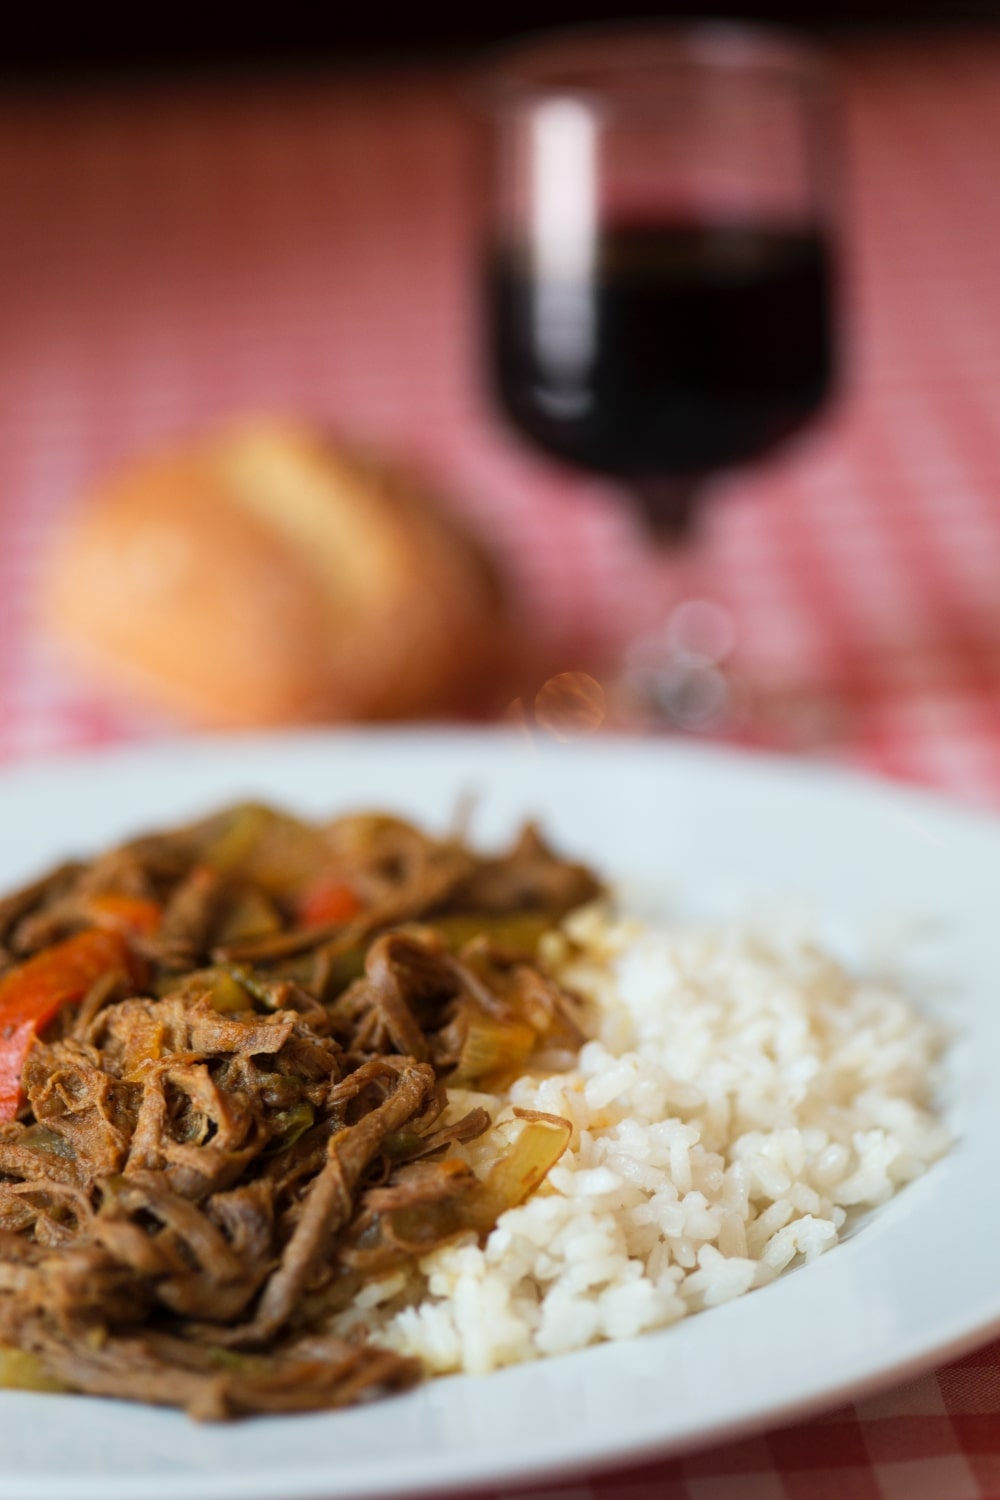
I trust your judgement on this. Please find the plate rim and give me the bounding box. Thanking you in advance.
[2,721,996,836]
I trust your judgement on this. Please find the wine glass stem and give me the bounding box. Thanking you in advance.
[630,477,704,543]
[614,475,735,733]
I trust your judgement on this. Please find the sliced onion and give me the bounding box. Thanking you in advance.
[448,1014,537,1088]
[464,1115,572,1235]
[0,1347,66,1393]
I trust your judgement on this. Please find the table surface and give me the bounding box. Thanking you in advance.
[2,28,1000,1498]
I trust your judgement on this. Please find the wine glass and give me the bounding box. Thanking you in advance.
[479,24,838,735]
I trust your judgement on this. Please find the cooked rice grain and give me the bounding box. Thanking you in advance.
[347,906,951,1374]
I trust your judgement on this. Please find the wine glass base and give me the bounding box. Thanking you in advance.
[607,600,856,748]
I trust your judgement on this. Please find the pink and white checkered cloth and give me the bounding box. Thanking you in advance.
[1,29,1000,1496]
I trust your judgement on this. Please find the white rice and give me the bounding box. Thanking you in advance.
[341,904,951,1375]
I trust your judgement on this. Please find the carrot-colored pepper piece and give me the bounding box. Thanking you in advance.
[0,1020,37,1129]
[0,929,140,1120]
[297,878,363,929]
[87,892,162,937]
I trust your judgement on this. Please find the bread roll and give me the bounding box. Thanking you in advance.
[43,420,511,727]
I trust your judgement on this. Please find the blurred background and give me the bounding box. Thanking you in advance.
[1,2,996,77]
[3,1,1000,798]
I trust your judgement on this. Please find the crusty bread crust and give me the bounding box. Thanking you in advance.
[44,420,510,727]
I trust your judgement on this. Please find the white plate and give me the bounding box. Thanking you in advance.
[0,728,995,1500]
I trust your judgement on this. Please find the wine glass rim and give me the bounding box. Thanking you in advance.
[476,20,832,110]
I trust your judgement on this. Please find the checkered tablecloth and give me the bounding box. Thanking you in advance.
[2,27,1000,1497]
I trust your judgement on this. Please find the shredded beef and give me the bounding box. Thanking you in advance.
[0,804,596,1417]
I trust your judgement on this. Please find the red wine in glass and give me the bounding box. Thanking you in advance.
[481,24,838,549]
[487,216,834,536]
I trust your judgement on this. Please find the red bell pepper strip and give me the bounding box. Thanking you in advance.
[296,878,363,930]
[0,929,141,1121]
[86,893,163,937]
